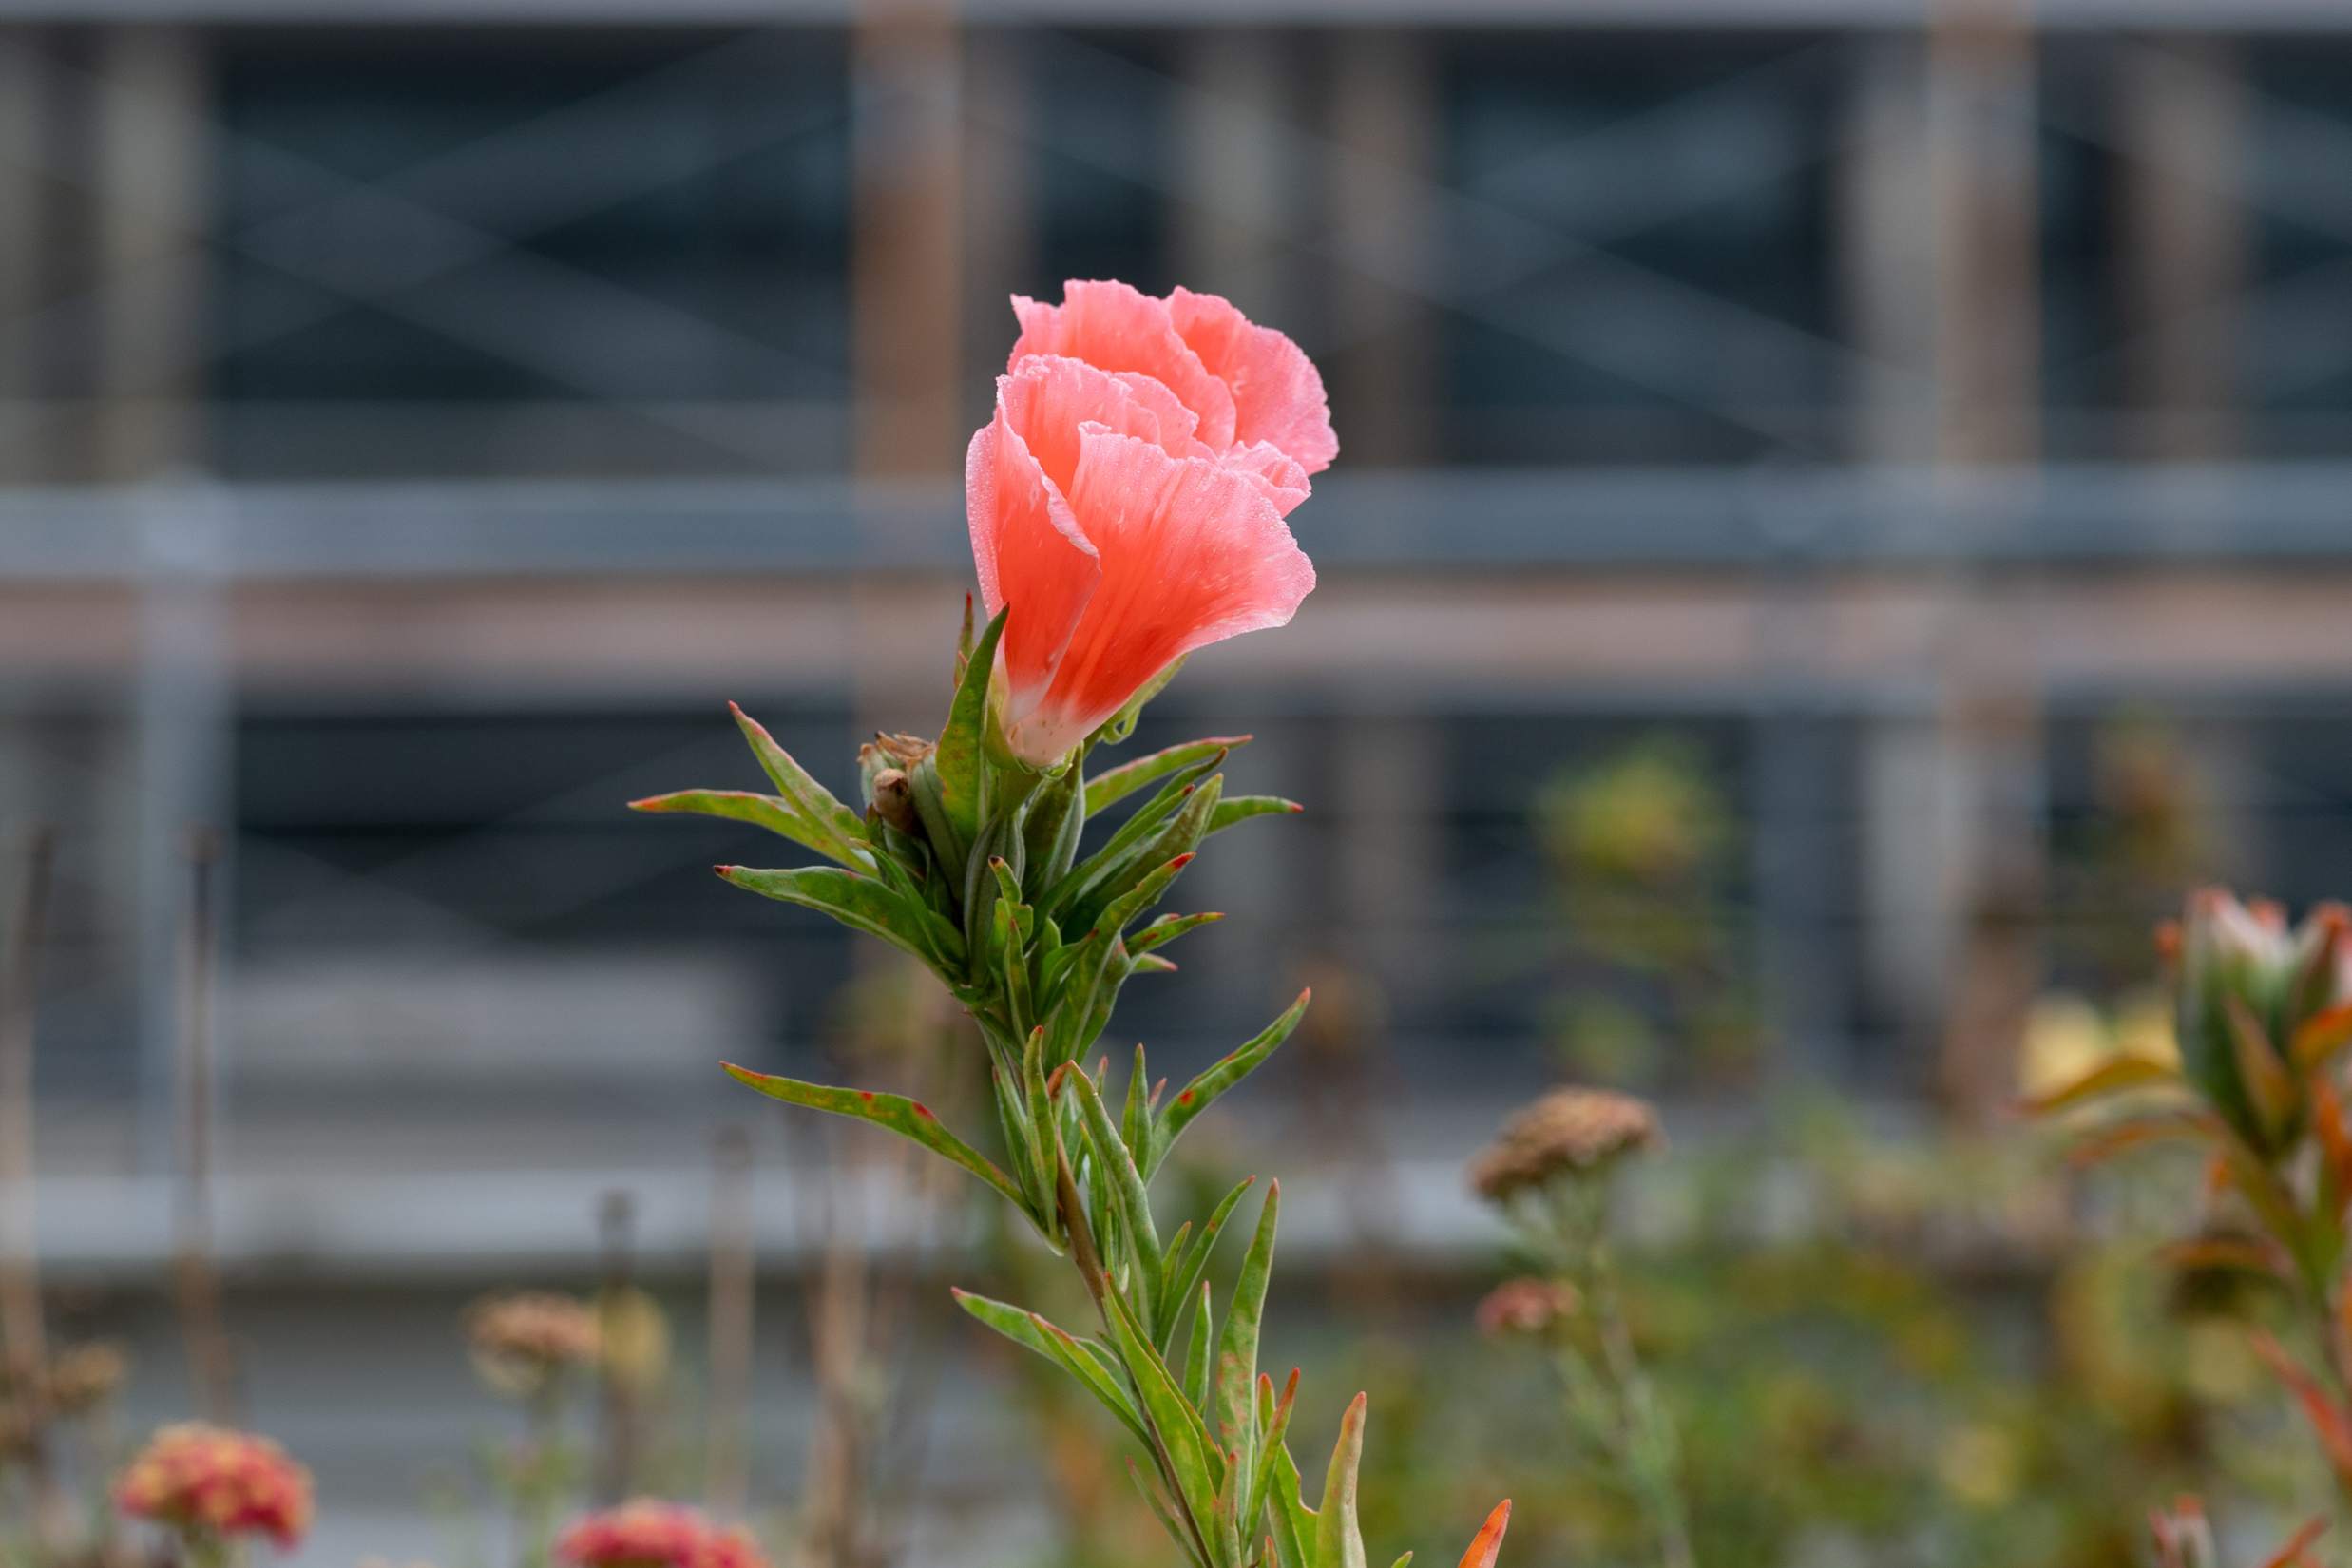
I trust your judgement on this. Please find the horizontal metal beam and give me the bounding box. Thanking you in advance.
[0,0,2343,30]
[5,465,2352,580]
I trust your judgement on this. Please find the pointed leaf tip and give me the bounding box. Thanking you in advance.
[1456,1501,1512,1568]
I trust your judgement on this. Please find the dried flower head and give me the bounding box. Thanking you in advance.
[467,1291,601,1397]
[1474,1277,1580,1337]
[557,1501,770,1568]
[114,1423,313,1549]
[45,1341,129,1416]
[1469,1088,1662,1201]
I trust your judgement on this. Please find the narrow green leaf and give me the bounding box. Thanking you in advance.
[2016,1054,2184,1116]
[1101,1287,1223,1529]
[1161,1176,1257,1345]
[626,789,825,854]
[1130,911,1225,959]
[1087,736,1253,817]
[1266,1437,1313,1568]
[1065,1064,1165,1323]
[1209,795,1303,835]
[1067,774,1224,940]
[1246,1369,1302,1546]
[717,864,963,970]
[1151,990,1311,1178]
[1316,1394,1369,1568]
[1128,1458,1213,1568]
[1123,1042,1154,1158]
[1044,755,1220,926]
[935,607,1009,842]
[1215,1182,1280,1460]
[1023,761,1088,889]
[950,1289,1152,1448]
[726,704,871,869]
[1183,1280,1214,1414]
[722,1063,1032,1222]
[1051,853,1199,1063]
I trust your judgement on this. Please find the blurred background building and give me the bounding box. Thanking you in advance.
[5,0,2352,1558]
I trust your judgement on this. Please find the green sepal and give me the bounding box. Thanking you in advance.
[949,1289,1152,1449]
[721,1063,1036,1227]
[1087,736,1252,818]
[935,607,1009,846]
[717,865,964,972]
[722,703,873,869]
[1149,990,1311,1178]
[1091,657,1186,750]
[1023,760,1089,889]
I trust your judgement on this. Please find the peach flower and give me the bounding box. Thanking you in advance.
[556,1501,771,1568]
[114,1423,314,1549]
[966,280,1334,766]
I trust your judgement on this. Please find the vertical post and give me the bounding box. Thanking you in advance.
[704,1126,755,1520]
[593,1190,641,1504]
[93,23,208,482]
[0,30,50,478]
[1926,0,2047,1120]
[1327,29,1440,468]
[1840,33,1938,466]
[2116,40,2244,462]
[0,825,67,1543]
[1176,29,1297,316]
[851,0,963,486]
[174,830,237,1424]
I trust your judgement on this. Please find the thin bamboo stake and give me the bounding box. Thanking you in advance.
[704,1125,755,1520]
[594,1189,642,1503]
[0,824,67,1542]
[172,828,238,1424]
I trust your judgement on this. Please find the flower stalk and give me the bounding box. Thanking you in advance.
[636,283,1508,1568]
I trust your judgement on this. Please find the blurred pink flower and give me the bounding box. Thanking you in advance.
[557,1501,770,1568]
[967,279,1333,766]
[114,1423,313,1550]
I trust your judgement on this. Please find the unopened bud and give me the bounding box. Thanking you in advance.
[870,769,919,835]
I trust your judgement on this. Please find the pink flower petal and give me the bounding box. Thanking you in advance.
[1168,286,1338,474]
[1011,280,1239,449]
[966,391,1099,714]
[999,424,1312,764]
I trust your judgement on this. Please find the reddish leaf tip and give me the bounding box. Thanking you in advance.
[714,864,737,876]
[912,1102,935,1119]
[1171,853,1196,869]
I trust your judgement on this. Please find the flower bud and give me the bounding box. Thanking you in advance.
[2174,889,2351,1153]
[870,768,919,836]
[1468,1087,1662,1202]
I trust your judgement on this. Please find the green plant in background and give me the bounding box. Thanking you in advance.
[465,1292,602,1568]
[2032,889,2352,1556]
[1468,1089,1690,1568]
[1530,736,1758,1087]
